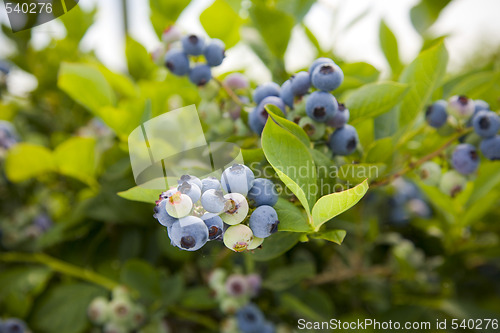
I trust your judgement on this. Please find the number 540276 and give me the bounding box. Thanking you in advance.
[5,2,53,14]
[451,319,498,330]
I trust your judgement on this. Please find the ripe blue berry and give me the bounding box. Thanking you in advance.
[181,34,205,55]
[248,107,265,135]
[299,116,326,140]
[170,216,209,251]
[280,79,294,108]
[224,73,249,90]
[189,64,212,86]
[472,111,500,138]
[290,71,311,96]
[425,100,448,128]
[305,91,338,122]
[201,213,224,240]
[474,99,490,113]
[311,63,344,91]
[201,176,221,193]
[164,49,190,76]
[0,120,18,149]
[178,175,203,189]
[204,39,225,67]
[253,82,280,105]
[2,319,27,333]
[480,135,500,160]
[439,170,467,197]
[452,144,479,175]
[223,224,254,252]
[249,205,279,238]
[200,189,226,213]
[308,57,335,77]
[178,181,202,203]
[236,304,265,333]
[221,193,249,225]
[247,178,279,207]
[259,96,286,116]
[329,125,359,156]
[418,161,442,186]
[221,164,255,196]
[154,199,177,228]
[326,103,350,128]
[448,95,475,119]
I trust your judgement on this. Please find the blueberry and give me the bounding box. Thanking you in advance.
[161,25,182,43]
[280,79,294,108]
[221,193,249,225]
[204,38,225,67]
[247,236,264,250]
[170,216,209,251]
[200,189,226,213]
[225,274,250,297]
[474,99,490,114]
[189,64,212,86]
[0,60,10,75]
[246,274,262,296]
[177,181,202,203]
[201,213,224,240]
[108,297,134,326]
[247,178,279,207]
[154,199,177,227]
[181,34,205,55]
[389,203,410,225]
[326,103,350,128]
[223,224,254,252]
[2,319,27,333]
[164,49,190,76]
[329,125,359,156]
[298,116,326,140]
[480,135,500,160]
[88,297,110,325]
[33,213,52,232]
[112,285,130,300]
[253,82,280,105]
[305,91,338,122]
[308,57,335,77]
[472,110,500,138]
[236,304,265,333]
[418,161,441,186]
[448,95,475,119]
[221,164,255,196]
[425,100,448,128]
[406,198,431,218]
[290,71,311,96]
[311,63,343,91]
[257,96,286,120]
[130,304,146,329]
[452,144,479,175]
[260,322,275,333]
[0,120,19,149]
[201,176,221,192]
[224,73,250,90]
[165,191,193,218]
[249,205,279,238]
[248,107,265,135]
[178,175,203,189]
[439,170,467,197]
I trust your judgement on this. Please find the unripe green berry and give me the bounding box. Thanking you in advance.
[87,296,110,325]
[223,224,254,252]
[439,170,467,197]
[221,193,249,225]
[418,161,442,186]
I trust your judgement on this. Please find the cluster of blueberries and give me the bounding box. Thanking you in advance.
[153,164,280,252]
[0,121,18,152]
[424,96,500,196]
[163,28,225,86]
[0,318,29,333]
[388,178,431,224]
[87,286,146,333]
[209,269,274,333]
[248,57,359,156]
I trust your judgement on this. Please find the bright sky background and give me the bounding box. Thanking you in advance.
[2,0,500,91]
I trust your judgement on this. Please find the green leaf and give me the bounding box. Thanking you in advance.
[467,161,500,207]
[31,282,106,333]
[311,179,369,230]
[249,4,294,58]
[149,0,190,38]
[276,0,315,22]
[266,105,310,146]
[337,62,380,93]
[310,229,347,245]
[180,287,218,310]
[263,262,315,291]
[346,81,408,123]
[397,40,448,129]
[126,37,156,81]
[275,198,312,232]
[364,137,394,164]
[117,186,160,204]
[410,0,451,35]
[447,71,500,100]
[58,62,116,113]
[5,143,56,182]
[98,65,138,99]
[262,118,316,215]
[0,266,52,318]
[200,0,243,49]
[337,163,386,183]
[54,137,96,186]
[248,232,302,261]
[120,259,161,303]
[281,293,325,322]
[379,20,403,76]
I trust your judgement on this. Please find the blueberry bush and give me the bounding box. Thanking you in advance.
[1,1,500,332]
